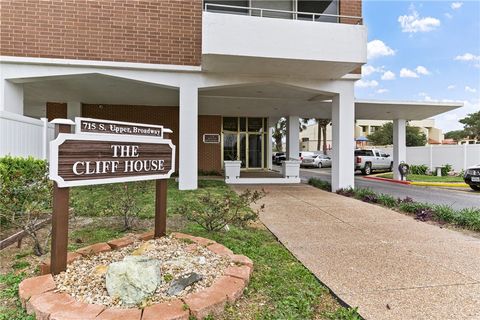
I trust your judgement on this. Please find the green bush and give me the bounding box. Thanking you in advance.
[397,200,432,214]
[307,178,331,191]
[353,188,377,203]
[433,205,457,222]
[440,164,453,176]
[176,189,265,231]
[455,208,480,231]
[0,156,51,225]
[377,194,397,208]
[409,164,429,175]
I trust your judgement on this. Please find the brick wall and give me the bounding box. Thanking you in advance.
[339,0,362,74]
[46,102,67,121]
[81,104,222,173]
[0,0,202,66]
[339,0,362,24]
[198,115,222,174]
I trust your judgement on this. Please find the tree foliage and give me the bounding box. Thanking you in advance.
[367,122,427,146]
[459,111,480,140]
[0,156,52,256]
[444,129,468,141]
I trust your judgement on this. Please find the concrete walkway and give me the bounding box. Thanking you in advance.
[232,184,480,320]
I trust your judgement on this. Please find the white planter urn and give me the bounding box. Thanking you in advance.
[282,160,301,179]
[224,161,242,182]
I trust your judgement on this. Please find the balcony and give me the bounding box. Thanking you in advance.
[202,4,367,79]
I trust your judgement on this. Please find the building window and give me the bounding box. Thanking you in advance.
[297,0,338,22]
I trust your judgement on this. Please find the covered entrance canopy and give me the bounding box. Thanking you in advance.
[8,72,463,190]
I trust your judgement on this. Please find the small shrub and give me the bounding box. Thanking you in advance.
[455,208,480,231]
[409,164,428,175]
[377,194,397,208]
[354,188,378,203]
[398,200,432,214]
[176,189,265,232]
[336,188,355,197]
[433,205,457,222]
[0,156,52,256]
[0,156,51,224]
[414,208,436,222]
[107,182,149,230]
[441,164,453,176]
[308,178,331,191]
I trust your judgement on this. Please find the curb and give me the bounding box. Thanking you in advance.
[363,176,469,188]
[410,181,470,188]
[363,176,411,185]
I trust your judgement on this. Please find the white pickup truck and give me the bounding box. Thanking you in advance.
[355,149,393,175]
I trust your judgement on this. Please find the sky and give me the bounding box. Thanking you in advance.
[355,0,480,132]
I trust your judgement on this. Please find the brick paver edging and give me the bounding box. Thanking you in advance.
[19,232,253,320]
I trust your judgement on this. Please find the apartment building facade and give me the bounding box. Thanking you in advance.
[0,0,460,188]
[300,118,445,151]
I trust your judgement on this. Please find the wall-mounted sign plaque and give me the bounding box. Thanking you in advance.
[49,134,175,187]
[75,117,164,138]
[203,134,220,144]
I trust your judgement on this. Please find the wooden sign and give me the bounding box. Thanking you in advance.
[50,134,175,187]
[48,118,175,275]
[203,134,220,144]
[75,117,164,138]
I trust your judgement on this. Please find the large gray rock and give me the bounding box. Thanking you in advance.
[106,255,161,306]
[167,272,203,296]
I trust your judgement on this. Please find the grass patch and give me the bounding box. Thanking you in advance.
[68,227,127,251]
[1,179,360,320]
[376,173,464,183]
[0,272,35,320]
[182,223,356,319]
[308,178,331,191]
[70,179,230,219]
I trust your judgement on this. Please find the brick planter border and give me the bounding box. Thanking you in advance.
[20,232,253,320]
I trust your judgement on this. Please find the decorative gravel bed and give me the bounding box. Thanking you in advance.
[54,235,232,307]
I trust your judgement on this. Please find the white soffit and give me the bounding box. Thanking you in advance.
[355,99,463,120]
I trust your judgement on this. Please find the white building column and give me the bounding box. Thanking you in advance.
[1,80,24,114]
[393,119,407,180]
[286,116,300,160]
[178,84,198,190]
[67,102,82,120]
[331,89,355,191]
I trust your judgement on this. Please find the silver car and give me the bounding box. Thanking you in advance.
[299,152,316,167]
[313,154,332,168]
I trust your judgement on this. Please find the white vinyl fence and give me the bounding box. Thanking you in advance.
[0,111,54,160]
[380,145,480,172]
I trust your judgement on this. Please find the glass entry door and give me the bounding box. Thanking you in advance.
[248,134,262,168]
[222,117,268,170]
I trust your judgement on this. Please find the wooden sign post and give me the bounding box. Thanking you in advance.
[49,118,175,274]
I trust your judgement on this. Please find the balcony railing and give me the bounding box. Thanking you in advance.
[204,3,363,25]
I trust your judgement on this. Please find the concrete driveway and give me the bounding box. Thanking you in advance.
[294,166,480,210]
[233,184,480,320]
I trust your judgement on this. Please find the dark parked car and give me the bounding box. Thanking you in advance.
[464,165,480,191]
[273,152,286,165]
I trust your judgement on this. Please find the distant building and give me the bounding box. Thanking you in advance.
[300,119,444,151]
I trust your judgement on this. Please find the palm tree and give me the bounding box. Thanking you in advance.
[315,119,331,155]
[272,118,286,152]
[272,118,309,152]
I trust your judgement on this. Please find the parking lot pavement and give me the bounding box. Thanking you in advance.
[293,167,479,210]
